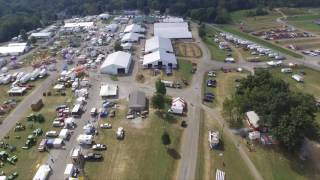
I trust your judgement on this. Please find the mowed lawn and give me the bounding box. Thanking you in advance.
[203,27,229,61]
[0,88,73,179]
[84,106,183,180]
[203,71,248,108]
[196,110,254,180]
[161,59,193,84]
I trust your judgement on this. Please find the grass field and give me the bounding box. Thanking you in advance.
[214,25,303,58]
[161,59,193,84]
[248,145,319,180]
[84,103,183,179]
[230,10,281,31]
[202,27,235,61]
[202,71,248,108]
[174,42,202,58]
[195,110,254,180]
[0,88,73,179]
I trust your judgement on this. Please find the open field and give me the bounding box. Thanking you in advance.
[248,144,319,180]
[161,59,193,84]
[203,26,238,61]
[196,111,254,180]
[230,10,281,31]
[0,88,73,179]
[214,25,304,58]
[84,103,183,179]
[202,71,248,108]
[285,14,320,34]
[174,42,202,58]
[280,8,312,16]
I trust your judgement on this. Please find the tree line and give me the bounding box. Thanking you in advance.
[0,0,320,42]
[223,71,319,150]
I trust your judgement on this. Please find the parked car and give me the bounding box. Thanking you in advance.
[203,97,213,102]
[207,71,216,77]
[204,92,215,99]
[84,153,103,161]
[102,101,115,108]
[207,79,217,87]
[100,123,112,129]
[92,144,107,151]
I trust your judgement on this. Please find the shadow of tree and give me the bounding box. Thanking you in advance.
[167,148,181,160]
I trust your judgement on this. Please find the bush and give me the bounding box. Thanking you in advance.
[162,131,171,146]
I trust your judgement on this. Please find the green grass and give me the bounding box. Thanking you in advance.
[249,145,319,180]
[203,71,248,108]
[280,8,311,16]
[230,10,281,31]
[0,88,73,179]
[110,75,119,81]
[161,59,193,85]
[287,14,320,21]
[269,67,320,125]
[202,27,229,61]
[196,110,254,180]
[84,105,183,179]
[213,25,303,58]
[285,14,320,34]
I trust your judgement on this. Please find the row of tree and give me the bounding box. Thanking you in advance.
[1,0,320,42]
[223,71,319,150]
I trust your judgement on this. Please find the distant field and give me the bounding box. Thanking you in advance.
[230,10,281,31]
[280,8,311,16]
[212,25,303,58]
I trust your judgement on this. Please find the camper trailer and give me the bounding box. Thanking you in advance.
[208,130,220,149]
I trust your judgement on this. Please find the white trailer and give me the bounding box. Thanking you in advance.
[33,164,51,180]
[39,68,47,78]
[30,68,40,80]
[64,164,74,180]
[77,134,93,145]
[292,74,304,82]
[19,73,31,84]
[59,129,70,140]
[209,130,220,149]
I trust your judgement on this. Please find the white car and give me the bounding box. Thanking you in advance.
[207,71,216,77]
[100,123,112,129]
[92,144,107,150]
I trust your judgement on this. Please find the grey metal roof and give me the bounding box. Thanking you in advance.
[129,91,146,108]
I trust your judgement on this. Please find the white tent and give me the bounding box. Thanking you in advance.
[123,24,145,33]
[215,169,225,180]
[154,22,192,39]
[99,84,118,97]
[30,32,53,39]
[145,36,173,54]
[162,17,184,23]
[33,164,51,180]
[121,32,144,43]
[64,22,94,29]
[246,111,260,129]
[106,24,118,32]
[143,49,177,68]
[100,51,132,75]
[0,43,29,56]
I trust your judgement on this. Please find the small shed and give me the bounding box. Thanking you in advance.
[31,99,44,111]
[246,111,260,129]
[128,91,146,111]
[169,97,186,114]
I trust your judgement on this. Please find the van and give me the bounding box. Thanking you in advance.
[38,139,47,152]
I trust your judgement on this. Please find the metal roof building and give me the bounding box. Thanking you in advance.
[128,91,146,111]
[99,84,118,97]
[121,32,144,43]
[123,24,145,33]
[100,51,132,75]
[154,22,192,39]
[143,49,177,68]
[0,43,30,56]
[145,36,173,54]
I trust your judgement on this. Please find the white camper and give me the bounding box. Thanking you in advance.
[33,164,51,180]
[64,164,74,180]
[77,134,93,145]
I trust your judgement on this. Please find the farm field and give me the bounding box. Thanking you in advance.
[196,111,254,180]
[230,10,281,31]
[174,42,202,58]
[202,71,248,108]
[286,14,320,35]
[84,104,183,180]
[0,88,73,179]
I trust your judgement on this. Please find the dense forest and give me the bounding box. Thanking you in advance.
[0,0,320,42]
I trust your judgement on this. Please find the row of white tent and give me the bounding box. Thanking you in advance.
[0,68,47,85]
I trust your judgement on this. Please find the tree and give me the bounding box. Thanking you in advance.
[215,8,230,24]
[20,29,28,41]
[155,79,166,95]
[162,131,171,146]
[152,93,165,110]
[199,24,206,38]
[29,36,37,44]
[114,41,123,51]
